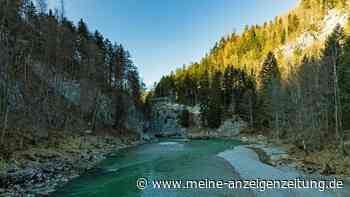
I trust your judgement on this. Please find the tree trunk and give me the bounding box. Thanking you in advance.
[249,94,254,127]
[333,54,344,154]
[333,51,344,154]
[274,112,280,138]
[1,103,9,145]
[91,92,100,131]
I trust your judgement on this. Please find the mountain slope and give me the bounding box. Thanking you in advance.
[167,0,350,80]
[151,0,350,156]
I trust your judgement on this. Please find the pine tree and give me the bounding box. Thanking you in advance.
[259,52,281,93]
[0,0,23,145]
[199,69,210,127]
[76,18,92,79]
[104,39,114,88]
[242,80,257,127]
[322,25,345,153]
[223,66,234,110]
[183,73,196,106]
[114,44,127,89]
[93,30,107,87]
[207,71,223,129]
[259,52,281,128]
[339,34,350,131]
[154,75,176,98]
[127,68,143,108]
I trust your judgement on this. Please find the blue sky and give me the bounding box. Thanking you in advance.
[48,0,297,87]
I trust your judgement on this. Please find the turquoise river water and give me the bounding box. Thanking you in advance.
[52,139,254,197]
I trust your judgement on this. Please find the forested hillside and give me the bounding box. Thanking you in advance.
[151,0,350,153]
[0,0,145,154]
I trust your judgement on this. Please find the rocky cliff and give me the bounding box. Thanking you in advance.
[149,98,185,137]
[148,97,248,138]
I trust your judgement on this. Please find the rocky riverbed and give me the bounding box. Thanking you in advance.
[186,125,350,182]
[216,134,350,196]
[0,134,142,197]
[238,134,350,180]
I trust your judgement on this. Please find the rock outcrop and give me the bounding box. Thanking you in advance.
[216,118,247,137]
[148,97,249,139]
[149,98,185,137]
[280,9,349,58]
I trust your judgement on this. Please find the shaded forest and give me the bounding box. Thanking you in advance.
[0,0,145,153]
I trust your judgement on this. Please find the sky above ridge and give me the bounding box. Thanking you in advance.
[47,0,298,87]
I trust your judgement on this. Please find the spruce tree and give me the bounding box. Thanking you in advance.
[207,71,223,129]
[114,44,127,89]
[322,25,345,153]
[127,68,143,108]
[199,69,210,127]
[154,75,176,98]
[339,33,350,130]
[104,39,114,88]
[259,52,281,128]
[223,66,234,110]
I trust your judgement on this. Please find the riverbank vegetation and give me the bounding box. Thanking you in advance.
[151,0,350,155]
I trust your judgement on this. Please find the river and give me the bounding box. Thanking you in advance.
[52,139,349,197]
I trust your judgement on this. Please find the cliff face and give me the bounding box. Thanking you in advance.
[279,9,349,59]
[148,98,249,138]
[149,98,185,136]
